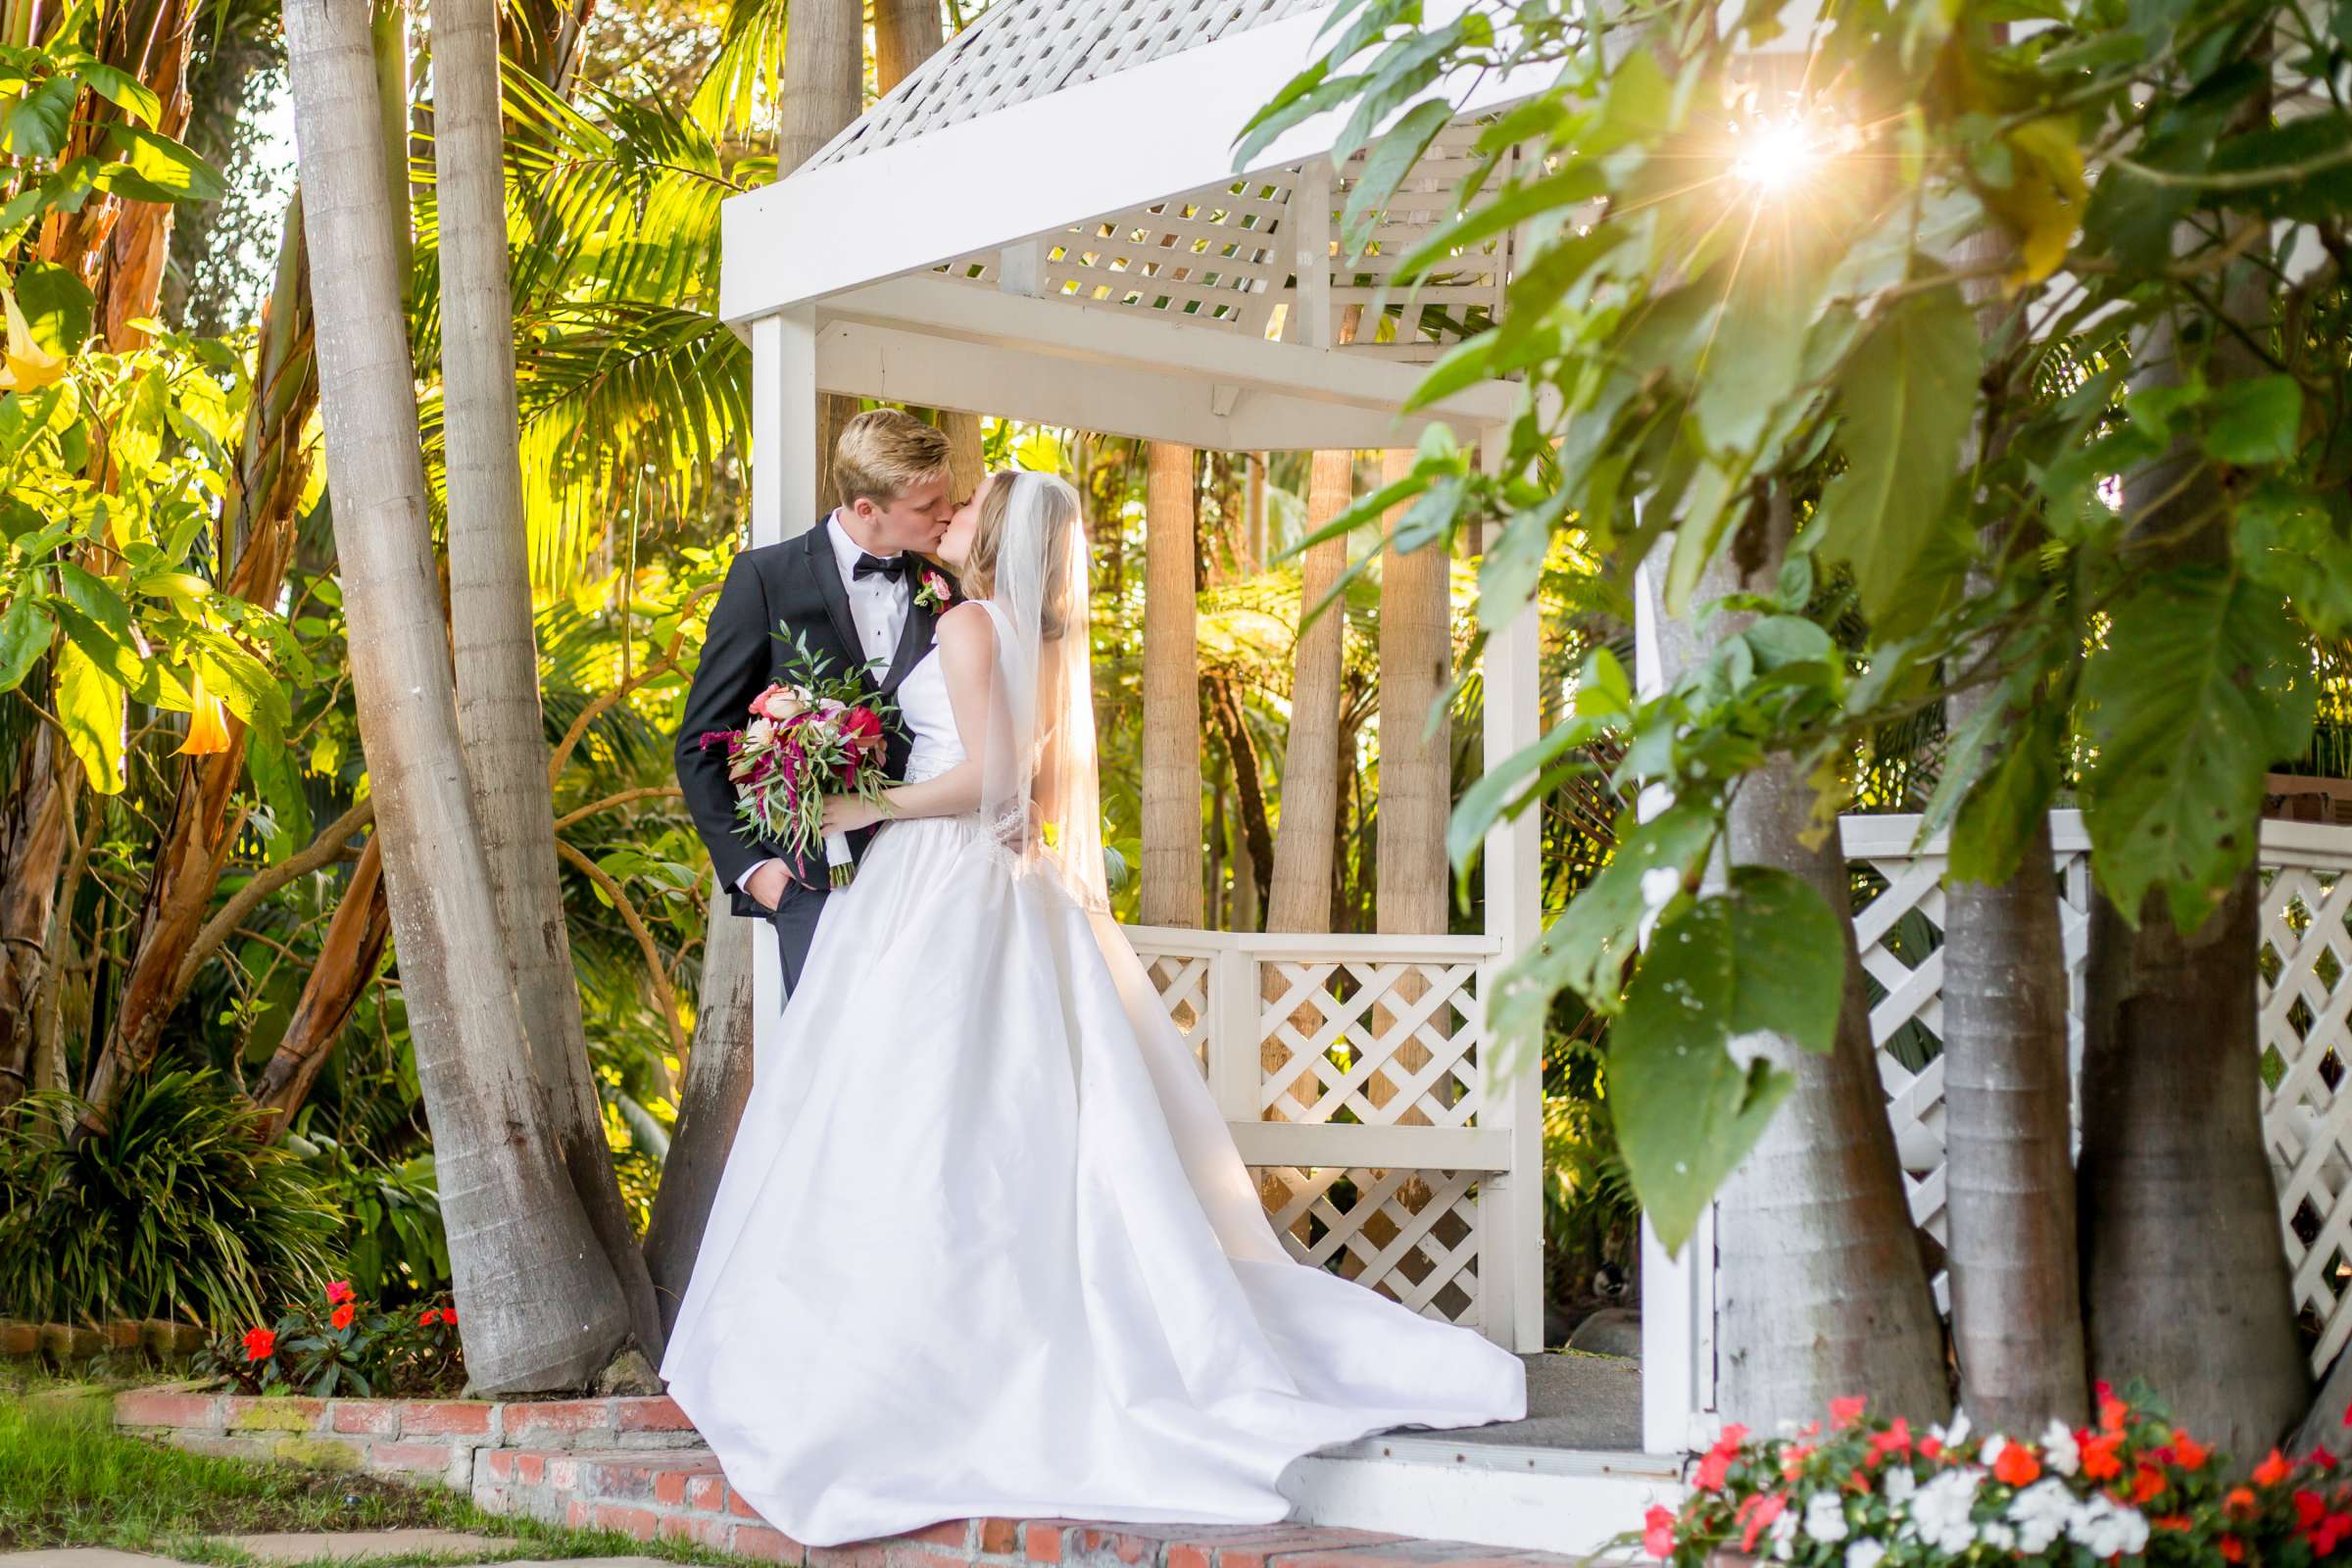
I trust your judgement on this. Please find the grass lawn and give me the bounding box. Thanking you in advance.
[0,1386,734,1566]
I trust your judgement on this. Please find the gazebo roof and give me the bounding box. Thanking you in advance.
[807,0,1328,172]
[718,0,1546,449]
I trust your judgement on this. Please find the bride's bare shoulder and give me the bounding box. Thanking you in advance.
[935,600,996,666]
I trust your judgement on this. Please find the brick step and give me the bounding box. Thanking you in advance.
[471,1444,1560,1568]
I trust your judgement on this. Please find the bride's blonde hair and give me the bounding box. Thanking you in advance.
[961,471,1081,638]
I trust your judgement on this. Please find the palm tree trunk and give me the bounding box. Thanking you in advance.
[2079,248,2305,1455]
[1375,446,1450,938]
[1265,450,1351,935]
[284,0,627,1392]
[1654,490,1949,1431]
[1141,442,1203,927]
[0,730,72,1113]
[1938,233,2085,1436]
[644,885,758,1334]
[778,0,860,500]
[437,0,665,1361]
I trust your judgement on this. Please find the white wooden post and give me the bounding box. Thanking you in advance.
[999,239,1044,297]
[1632,557,1717,1454]
[748,306,822,1045]
[1475,427,1544,1351]
[1292,157,1336,350]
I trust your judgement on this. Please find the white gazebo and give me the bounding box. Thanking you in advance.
[716,0,1675,1550]
[715,0,2352,1551]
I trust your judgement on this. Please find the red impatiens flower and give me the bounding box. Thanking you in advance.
[2099,1395,2132,1433]
[2319,1513,2352,1556]
[325,1280,354,1305]
[1780,1444,1814,1480]
[2227,1487,2262,1519]
[2130,1464,2167,1505]
[2221,1537,2246,1563]
[1993,1444,2042,1487]
[242,1326,275,1361]
[1642,1504,1677,1559]
[2172,1429,2211,1470]
[2081,1431,2127,1482]
[329,1302,356,1331]
[2297,1490,2329,1532]
[418,1308,440,1327]
[1692,1425,1748,1494]
[443,1306,458,1324]
[1829,1396,1868,1430]
[1866,1417,1913,1466]
[1735,1493,1787,1555]
[2256,1449,2296,1489]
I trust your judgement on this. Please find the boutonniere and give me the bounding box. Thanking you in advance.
[914,568,954,612]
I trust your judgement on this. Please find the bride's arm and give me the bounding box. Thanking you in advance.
[818,604,995,830]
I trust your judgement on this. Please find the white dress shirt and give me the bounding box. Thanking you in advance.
[826,510,911,673]
[740,512,911,894]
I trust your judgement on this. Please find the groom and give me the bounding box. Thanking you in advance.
[675,409,960,993]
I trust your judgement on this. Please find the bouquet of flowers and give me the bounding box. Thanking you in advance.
[1641,1385,2352,1568]
[698,631,893,887]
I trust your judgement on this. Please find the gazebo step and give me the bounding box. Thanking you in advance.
[471,1444,1577,1567]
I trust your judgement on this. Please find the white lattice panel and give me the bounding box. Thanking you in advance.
[1124,926,1526,1343]
[930,121,1511,359]
[1257,957,1484,1126]
[1841,812,2352,1371]
[811,0,1325,169]
[1257,1164,1484,1324]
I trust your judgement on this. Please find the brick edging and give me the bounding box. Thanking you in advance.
[114,1390,1574,1568]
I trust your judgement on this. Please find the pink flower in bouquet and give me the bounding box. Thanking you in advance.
[751,683,808,722]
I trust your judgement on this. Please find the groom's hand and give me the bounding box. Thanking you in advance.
[744,860,790,911]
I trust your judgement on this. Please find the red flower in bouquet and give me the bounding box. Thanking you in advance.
[242,1326,275,1361]
[703,632,899,887]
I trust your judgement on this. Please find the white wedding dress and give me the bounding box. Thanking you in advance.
[661,496,1524,1547]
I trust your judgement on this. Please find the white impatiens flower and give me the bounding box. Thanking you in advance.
[1979,1522,2018,1552]
[1771,1505,1799,1561]
[2067,1494,2151,1559]
[2009,1479,2077,1554]
[1843,1542,1886,1568]
[2039,1419,2081,1478]
[1979,1435,2008,1472]
[1882,1466,1918,1506]
[1905,1469,1984,1556]
[1929,1410,1974,1452]
[1803,1490,1851,1544]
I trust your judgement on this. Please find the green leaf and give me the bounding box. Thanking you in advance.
[0,75,78,159]
[1612,877,1837,1254]
[54,635,124,794]
[54,562,130,645]
[1949,693,2066,886]
[15,263,92,357]
[2241,485,2352,638]
[1340,99,1452,258]
[97,124,226,203]
[1813,289,1979,625]
[2082,567,2316,931]
[66,56,163,124]
[245,736,313,857]
[0,592,53,692]
[1486,800,1720,1061]
[2204,374,2302,466]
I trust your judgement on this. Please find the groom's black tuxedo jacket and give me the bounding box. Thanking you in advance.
[674,516,956,925]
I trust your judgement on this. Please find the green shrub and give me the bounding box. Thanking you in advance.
[0,1070,341,1327]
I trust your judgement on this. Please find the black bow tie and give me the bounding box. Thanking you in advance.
[853,553,907,582]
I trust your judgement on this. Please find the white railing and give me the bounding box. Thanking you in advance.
[1120,925,1541,1348]
[1846,810,2352,1374]
[1648,809,2352,1451]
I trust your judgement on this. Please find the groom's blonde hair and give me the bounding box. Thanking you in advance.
[833,409,953,509]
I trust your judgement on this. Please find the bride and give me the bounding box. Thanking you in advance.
[659,468,1526,1546]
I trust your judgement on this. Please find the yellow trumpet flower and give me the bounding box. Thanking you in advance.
[0,288,65,394]
[175,670,232,757]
